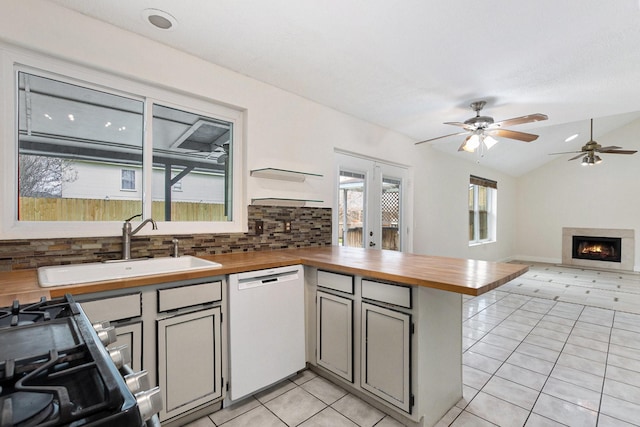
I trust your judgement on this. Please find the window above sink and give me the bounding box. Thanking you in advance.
[0,49,246,239]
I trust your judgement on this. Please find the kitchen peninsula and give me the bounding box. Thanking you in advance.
[0,246,527,426]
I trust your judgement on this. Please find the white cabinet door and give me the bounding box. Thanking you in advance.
[157,307,222,421]
[317,291,353,382]
[361,302,411,413]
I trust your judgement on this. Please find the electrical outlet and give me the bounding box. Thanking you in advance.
[284,220,292,233]
[255,220,263,235]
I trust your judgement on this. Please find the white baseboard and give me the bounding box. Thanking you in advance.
[510,255,562,265]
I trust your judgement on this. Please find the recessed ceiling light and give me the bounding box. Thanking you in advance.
[565,133,579,142]
[142,8,177,30]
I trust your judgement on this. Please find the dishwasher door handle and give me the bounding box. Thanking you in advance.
[237,270,299,290]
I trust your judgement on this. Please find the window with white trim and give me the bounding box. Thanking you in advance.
[469,175,497,244]
[121,169,136,191]
[1,51,244,238]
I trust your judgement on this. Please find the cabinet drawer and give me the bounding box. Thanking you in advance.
[317,270,354,294]
[158,281,222,312]
[81,293,141,322]
[362,280,411,309]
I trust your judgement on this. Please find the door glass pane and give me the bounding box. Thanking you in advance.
[17,72,143,221]
[381,177,401,251]
[338,171,365,248]
[152,104,232,221]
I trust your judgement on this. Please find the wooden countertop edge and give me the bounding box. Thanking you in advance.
[1,248,529,302]
[298,259,527,296]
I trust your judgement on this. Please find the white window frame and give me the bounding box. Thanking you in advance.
[0,44,246,239]
[121,169,136,191]
[469,182,497,245]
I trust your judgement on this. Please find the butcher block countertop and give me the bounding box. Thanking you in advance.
[0,246,527,305]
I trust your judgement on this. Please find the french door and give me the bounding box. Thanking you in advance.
[335,152,409,251]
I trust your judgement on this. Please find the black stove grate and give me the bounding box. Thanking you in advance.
[0,295,144,427]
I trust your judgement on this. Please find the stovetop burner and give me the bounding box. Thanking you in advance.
[0,298,76,328]
[0,391,55,425]
[0,295,145,427]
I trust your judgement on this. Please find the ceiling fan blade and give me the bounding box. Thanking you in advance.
[548,150,582,155]
[487,129,539,142]
[568,153,586,161]
[444,121,476,131]
[597,146,622,151]
[600,149,638,155]
[491,113,548,128]
[415,131,468,145]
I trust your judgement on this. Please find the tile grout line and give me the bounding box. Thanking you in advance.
[454,293,544,425]
[460,291,615,426]
[519,302,588,427]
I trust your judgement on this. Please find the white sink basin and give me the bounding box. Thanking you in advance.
[37,256,222,287]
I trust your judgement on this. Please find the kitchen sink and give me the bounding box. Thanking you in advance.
[37,256,222,287]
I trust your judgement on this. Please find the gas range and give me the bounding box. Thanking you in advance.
[0,295,161,426]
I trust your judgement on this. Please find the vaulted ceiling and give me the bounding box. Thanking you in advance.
[46,0,640,176]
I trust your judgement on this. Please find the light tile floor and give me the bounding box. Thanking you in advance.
[186,262,640,427]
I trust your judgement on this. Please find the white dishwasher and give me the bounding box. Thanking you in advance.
[228,264,306,402]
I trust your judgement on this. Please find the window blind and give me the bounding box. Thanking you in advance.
[470,175,497,189]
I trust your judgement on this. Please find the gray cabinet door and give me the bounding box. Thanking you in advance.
[80,295,143,371]
[157,307,222,421]
[361,302,411,413]
[317,291,353,382]
[111,321,142,371]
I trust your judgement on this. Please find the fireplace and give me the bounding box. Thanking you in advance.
[572,236,622,263]
[562,227,635,271]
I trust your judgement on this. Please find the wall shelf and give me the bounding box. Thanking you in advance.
[250,168,322,182]
[251,198,323,207]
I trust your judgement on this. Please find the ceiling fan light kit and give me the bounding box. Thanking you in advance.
[416,101,548,154]
[460,133,497,152]
[581,153,602,166]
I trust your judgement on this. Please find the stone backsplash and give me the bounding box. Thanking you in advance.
[0,206,332,271]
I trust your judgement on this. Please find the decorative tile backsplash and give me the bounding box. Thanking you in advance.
[0,206,332,271]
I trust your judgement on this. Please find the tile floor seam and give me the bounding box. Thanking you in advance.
[594,310,615,427]
[327,399,362,427]
[459,296,565,425]
[277,384,329,427]
[519,302,589,426]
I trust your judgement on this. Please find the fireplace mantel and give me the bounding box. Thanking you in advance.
[562,227,635,271]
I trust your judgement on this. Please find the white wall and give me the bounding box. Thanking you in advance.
[412,145,518,262]
[516,118,640,269]
[0,0,519,262]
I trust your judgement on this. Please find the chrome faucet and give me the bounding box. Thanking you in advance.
[122,214,157,260]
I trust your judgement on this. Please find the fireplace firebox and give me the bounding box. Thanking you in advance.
[572,235,622,263]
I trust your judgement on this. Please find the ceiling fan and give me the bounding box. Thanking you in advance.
[549,118,637,165]
[415,101,548,152]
